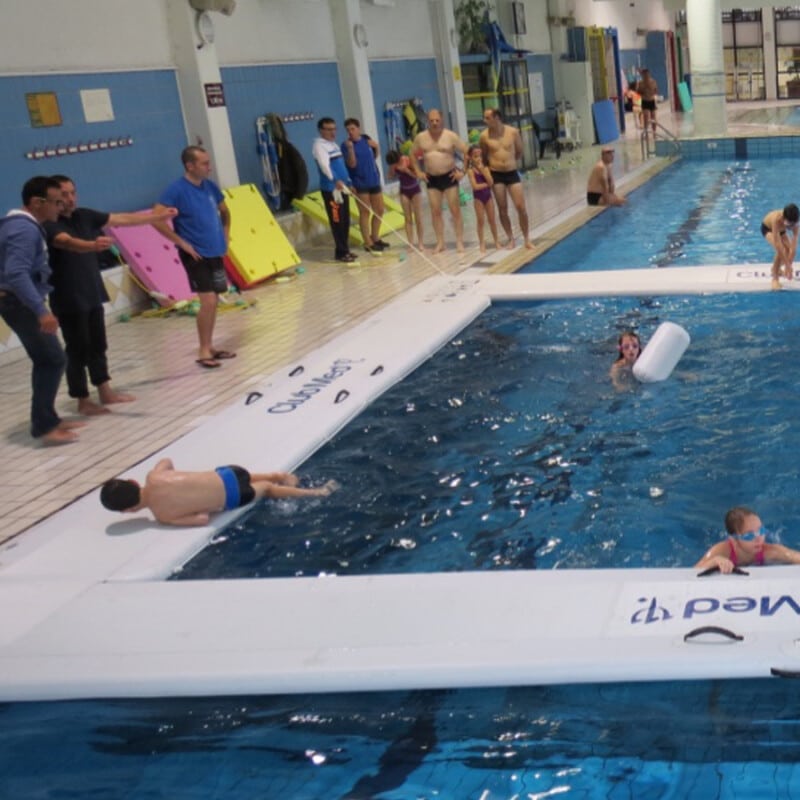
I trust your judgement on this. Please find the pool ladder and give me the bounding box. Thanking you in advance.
[640,123,681,159]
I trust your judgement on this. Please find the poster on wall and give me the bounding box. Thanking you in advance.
[528,72,546,115]
[81,89,115,123]
[26,92,62,128]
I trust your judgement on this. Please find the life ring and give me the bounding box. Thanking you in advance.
[632,322,690,383]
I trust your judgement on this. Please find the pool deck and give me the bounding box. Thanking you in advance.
[0,101,795,546]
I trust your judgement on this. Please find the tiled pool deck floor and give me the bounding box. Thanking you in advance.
[0,102,796,544]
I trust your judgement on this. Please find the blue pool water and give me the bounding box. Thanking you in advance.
[531,158,794,271]
[178,291,800,579]
[6,157,800,799]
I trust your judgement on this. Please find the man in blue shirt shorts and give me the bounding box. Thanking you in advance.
[343,117,388,252]
[153,146,235,369]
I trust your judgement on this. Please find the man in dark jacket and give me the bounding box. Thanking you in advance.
[0,176,77,444]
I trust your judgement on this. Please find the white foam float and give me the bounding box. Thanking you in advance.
[633,321,690,383]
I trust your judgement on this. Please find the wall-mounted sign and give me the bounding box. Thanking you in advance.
[81,88,115,123]
[26,92,62,128]
[204,83,226,108]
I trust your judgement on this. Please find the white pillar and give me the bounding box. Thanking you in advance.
[762,9,777,102]
[164,0,239,187]
[686,0,727,136]
[329,0,382,176]
[428,0,468,138]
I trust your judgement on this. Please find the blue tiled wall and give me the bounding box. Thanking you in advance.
[0,70,186,213]
[221,62,345,196]
[659,136,800,160]
[222,58,440,196]
[368,58,440,163]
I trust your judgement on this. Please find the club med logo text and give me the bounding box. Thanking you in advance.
[631,594,800,625]
[267,358,364,414]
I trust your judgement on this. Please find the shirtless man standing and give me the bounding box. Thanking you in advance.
[586,146,625,207]
[480,109,533,250]
[413,109,468,253]
[100,458,339,526]
[639,68,658,135]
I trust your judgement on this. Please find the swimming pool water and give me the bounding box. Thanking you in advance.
[4,679,800,799]
[7,157,800,799]
[531,157,795,271]
[179,290,800,579]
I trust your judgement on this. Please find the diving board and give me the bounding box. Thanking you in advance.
[2,266,799,703]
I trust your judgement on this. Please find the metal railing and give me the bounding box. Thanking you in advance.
[640,123,681,159]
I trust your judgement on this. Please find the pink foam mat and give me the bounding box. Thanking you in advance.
[107,220,194,306]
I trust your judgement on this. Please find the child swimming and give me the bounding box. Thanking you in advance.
[609,330,641,389]
[695,506,800,573]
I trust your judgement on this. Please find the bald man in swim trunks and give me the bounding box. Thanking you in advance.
[480,108,533,250]
[413,109,469,253]
[100,458,339,526]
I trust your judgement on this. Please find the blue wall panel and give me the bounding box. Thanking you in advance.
[221,62,345,195]
[0,70,186,213]
[368,58,440,162]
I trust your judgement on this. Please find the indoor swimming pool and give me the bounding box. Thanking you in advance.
[531,156,797,272]
[4,155,800,799]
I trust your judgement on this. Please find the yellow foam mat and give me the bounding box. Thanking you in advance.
[224,184,301,287]
[293,191,405,246]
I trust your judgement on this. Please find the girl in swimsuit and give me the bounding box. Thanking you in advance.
[695,506,800,573]
[386,149,425,251]
[467,145,500,253]
[610,330,641,390]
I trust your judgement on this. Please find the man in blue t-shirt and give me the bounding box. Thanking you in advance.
[343,118,388,253]
[153,146,234,369]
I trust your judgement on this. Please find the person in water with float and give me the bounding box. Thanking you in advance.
[610,330,641,389]
[695,506,800,573]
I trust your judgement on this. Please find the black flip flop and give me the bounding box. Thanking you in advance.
[196,357,221,369]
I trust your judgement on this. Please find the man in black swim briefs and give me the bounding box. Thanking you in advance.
[479,108,533,249]
[100,458,339,526]
[586,147,625,207]
[489,169,521,186]
[413,109,469,253]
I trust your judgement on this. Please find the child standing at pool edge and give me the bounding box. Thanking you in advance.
[695,506,800,573]
[466,145,500,253]
[761,203,799,290]
[386,149,425,251]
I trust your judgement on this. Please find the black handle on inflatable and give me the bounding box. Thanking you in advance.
[245,391,263,405]
[371,365,384,376]
[334,389,350,404]
[683,626,743,643]
[289,365,304,377]
[770,667,800,679]
[696,565,750,577]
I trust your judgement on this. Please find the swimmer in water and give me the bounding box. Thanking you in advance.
[695,506,800,573]
[610,330,641,390]
[100,458,339,526]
